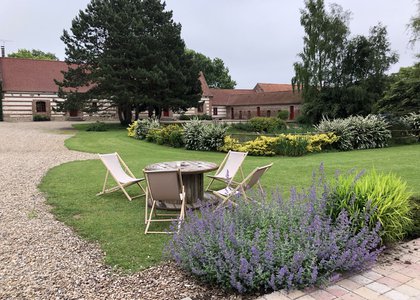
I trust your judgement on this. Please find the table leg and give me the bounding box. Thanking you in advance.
[181,173,204,204]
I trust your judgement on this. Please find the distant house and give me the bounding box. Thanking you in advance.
[197,73,302,121]
[0,57,114,121]
[0,58,302,121]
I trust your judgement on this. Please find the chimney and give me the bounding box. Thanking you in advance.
[1,46,4,57]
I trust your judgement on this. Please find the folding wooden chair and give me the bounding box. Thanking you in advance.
[213,163,273,209]
[206,150,248,191]
[97,153,145,201]
[143,169,186,234]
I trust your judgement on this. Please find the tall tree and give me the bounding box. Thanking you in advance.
[292,0,350,124]
[57,0,202,125]
[8,49,58,60]
[187,49,236,89]
[293,0,398,124]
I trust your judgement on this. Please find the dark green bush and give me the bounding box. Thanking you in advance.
[406,196,420,239]
[33,114,50,121]
[168,130,184,148]
[277,110,289,120]
[249,117,285,133]
[85,121,108,131]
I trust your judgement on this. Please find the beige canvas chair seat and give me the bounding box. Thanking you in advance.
[97,153,145,201]
[213,163,273,208]
[206,150,248,191]
[143,169,186,234]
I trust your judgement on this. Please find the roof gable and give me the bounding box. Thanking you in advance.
[0,57,89,93]
[254,83,293,93]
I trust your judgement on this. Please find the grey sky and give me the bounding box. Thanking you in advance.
[1,0,418,88]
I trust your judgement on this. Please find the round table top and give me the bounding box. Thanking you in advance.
[145,160,218,175]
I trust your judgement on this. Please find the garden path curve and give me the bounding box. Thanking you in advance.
[0,121,244,300]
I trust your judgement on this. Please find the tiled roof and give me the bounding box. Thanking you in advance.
[254,83,293,92]
[198,72,212,97]
[226,91,302,106]
[210,88,255,105]
[0,57,89,93]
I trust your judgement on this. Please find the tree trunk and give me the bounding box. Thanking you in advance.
[117,103,132,126]
[147,106,154,118]
[154,106,162,119]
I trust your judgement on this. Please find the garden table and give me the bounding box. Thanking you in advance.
[144,160,218,208]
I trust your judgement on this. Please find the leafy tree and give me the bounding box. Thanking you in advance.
[57,0,202,125]
[292,0,350,123]
[8,49,58,60]
[408,0,420,50]
[293,0,398,124]
[187,49,236,89]
[376,63,420,116]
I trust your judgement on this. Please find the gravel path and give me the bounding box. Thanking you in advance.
[0,122,249,300]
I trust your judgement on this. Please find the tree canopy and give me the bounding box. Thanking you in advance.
[187,49,236,89]
[293,0,398,124]
[57,0,202,125]
[376,63,420,116]
[8,49,58,60]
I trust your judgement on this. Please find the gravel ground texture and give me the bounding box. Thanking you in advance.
[0,121,256,300]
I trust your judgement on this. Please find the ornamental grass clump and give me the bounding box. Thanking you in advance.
[316,115,391,150]
[167,166,382,293]
[328,169,413,243]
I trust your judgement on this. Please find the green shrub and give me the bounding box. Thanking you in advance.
[328,169,413,243]
[85,121,108,131]
[33,114,50,121]
[249,117,285,133]
[183,119,227,151]
[403,112,420,141]
[145,128,163,144]
[201,122,228,151]
[168,129,184,148]
[406,196,420,239]
[230,122,255,132]
[274,135,309,156]
[183,118,205,150]
[316,115,391,151]
[135,118,160,140]
[277,110,289,120]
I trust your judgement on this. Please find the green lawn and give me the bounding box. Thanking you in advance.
[40,124,420,272]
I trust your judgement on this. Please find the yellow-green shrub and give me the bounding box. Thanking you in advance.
[220,133,338,156]
[307,133,339,152]
[127,120,139,138]
[219,135,278,156]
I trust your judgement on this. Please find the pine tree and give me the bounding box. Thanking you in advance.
[57,0,201,125]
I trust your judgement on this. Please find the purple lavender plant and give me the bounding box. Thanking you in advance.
[166,164,382,293]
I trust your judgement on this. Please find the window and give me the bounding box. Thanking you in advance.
[247,111,251,119]
[231,107,234,119]
[239,111,242,119]
[163,108,169,117]
[35,101,46,113]
[213,107,218,115]
[257,107,261,117]
[197,102,204,113]
[267,110,271,117]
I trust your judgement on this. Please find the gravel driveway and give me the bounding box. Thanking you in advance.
[0,122,248,300]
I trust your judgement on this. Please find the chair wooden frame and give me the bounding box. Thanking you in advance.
[97,153,146,201]
[213,163,273,209]
[206,150,248,191]
[143,169,186,234]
